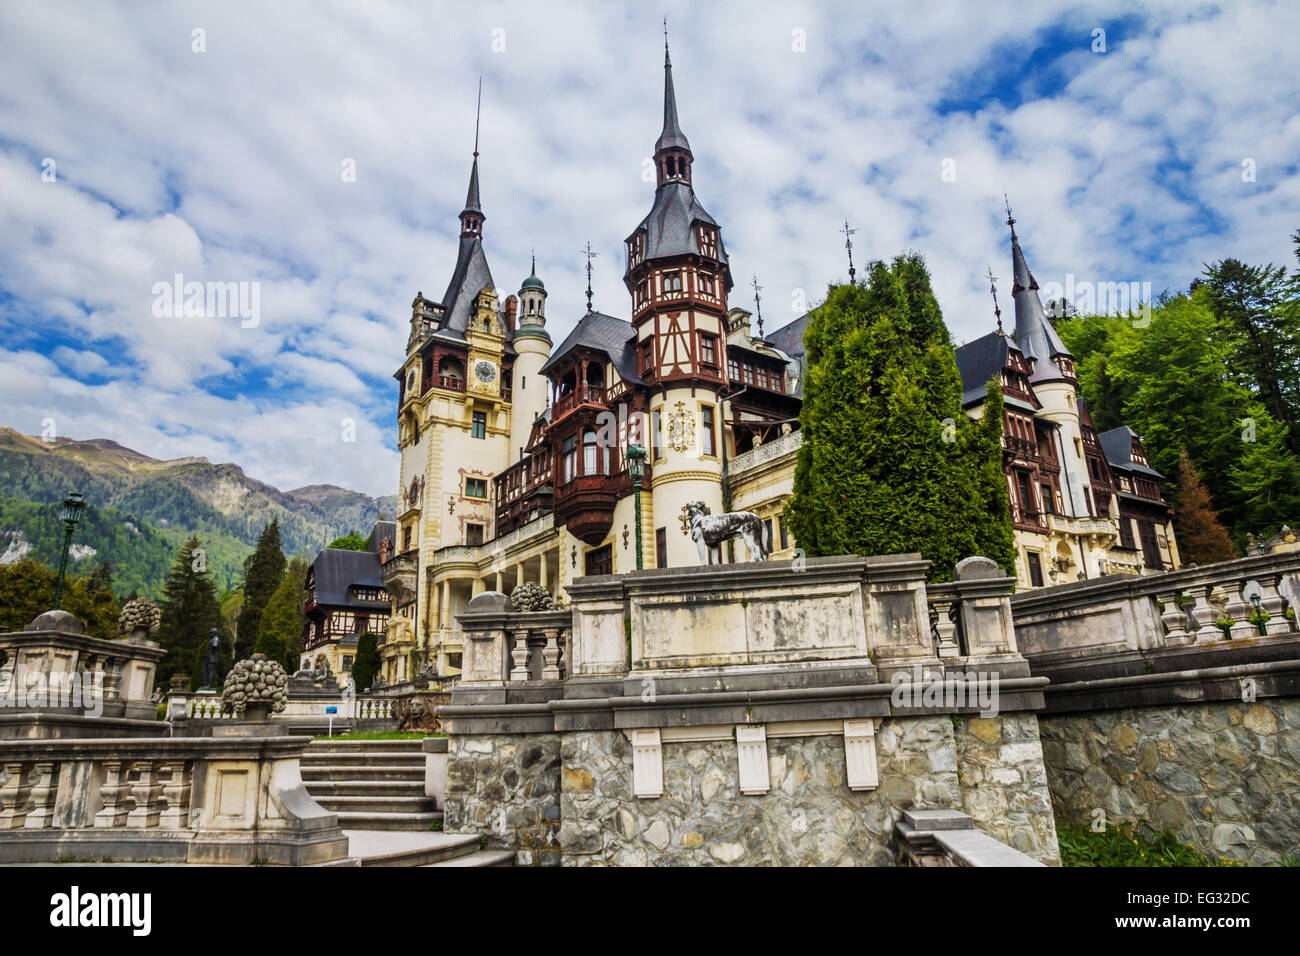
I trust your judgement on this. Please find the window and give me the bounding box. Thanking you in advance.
[1026,552,1044,588]
[583,429,600,475]
[403,526,412,551]
[465,477,487,498]
[561,434,578,483]
[728,357,740,381]
[778,516,789,550]
[1016,472,1035,514]
[701,406,716,456]
[1073,438,1082,458]
[663,271,683,293]
[699,334,717,367]
[699,273,715,295]
[656,528,667,568]
[641,339,654,374]
[1039,485,1055,515]
[472,411,487,439]
[465,523,484,546]
[342,656,353,672]
[652,410,663,460]
[584,544,613,576]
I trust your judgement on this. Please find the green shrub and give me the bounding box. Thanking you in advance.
[1058,821,1240,867]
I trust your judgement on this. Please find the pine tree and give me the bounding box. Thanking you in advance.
[157,536,220,688]
[254,558,308,670]
[352,632,380,692]
[327,530,368,551]
[235,520,285,659]
[784,254,1016,581]
[1172,449,1237,564]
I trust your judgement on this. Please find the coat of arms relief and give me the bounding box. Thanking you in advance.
[667,400,694,453]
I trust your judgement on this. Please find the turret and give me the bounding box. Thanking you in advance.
[510,256,553,458]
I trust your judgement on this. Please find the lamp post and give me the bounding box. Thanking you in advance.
[627,443,647,570]
[52,492,86,610]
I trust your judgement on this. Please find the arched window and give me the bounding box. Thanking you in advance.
[583,429,599,475]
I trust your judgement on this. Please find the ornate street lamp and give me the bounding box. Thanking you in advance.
[627,444,647,570]
[53,492,86,610]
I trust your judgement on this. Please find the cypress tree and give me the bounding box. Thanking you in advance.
[784,254,1016,581]
[1172,449,1237,564]
[351,632,380,692]
[157,536,220,687]
[254,558,308,671]
[235,520,285,659]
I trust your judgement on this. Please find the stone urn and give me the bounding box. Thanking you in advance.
[221,653,289,720]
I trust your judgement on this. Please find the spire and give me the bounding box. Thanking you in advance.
[655,21,692,160]
[751,274,765,339]
[987,266,1003,335]
[840,220,858,284]
[581,242,599,313]
[1003,200,1071,380]
[459,80,485,237]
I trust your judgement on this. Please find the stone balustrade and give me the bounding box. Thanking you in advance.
[1011,550,1300,671]
[726,428,803,478]
[457,597,571,689]
[0,734,349,864]
[0,610,165,738]
[168,690,396,724]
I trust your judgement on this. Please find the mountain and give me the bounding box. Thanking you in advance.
[0,427,398,597]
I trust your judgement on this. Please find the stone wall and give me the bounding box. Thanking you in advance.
[1040,700,1300,865]
[443,732,561,865]
[556,715,1058,866]
[953,713,1060,864]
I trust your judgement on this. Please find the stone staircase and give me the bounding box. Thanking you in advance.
[300,739,440,831]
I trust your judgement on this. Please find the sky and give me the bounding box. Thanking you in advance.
[1,0,1297,498]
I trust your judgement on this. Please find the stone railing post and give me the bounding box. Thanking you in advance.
[24,761,56,829]
[127,761,165,828]
[542,628,561,680]
[1156,591,1191,644]
[94,760,133,828]
[158,761,192,829]
[509,626,531,682]
[1187,584,1222,643]
[1223,579,1256,640]
[1258,575,1294,635]
[0,762,32,829]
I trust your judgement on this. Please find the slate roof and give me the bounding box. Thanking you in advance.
[629,181,731,278]
[656,46,692,154]
[765,313,809,358]
[1008,224,1071,383]
[539,311,641,383]
[436,235,497,339]
[955,331,1011,406]
[366,521,396,554]
[310,548,385,608]
[1099,426,1165,479]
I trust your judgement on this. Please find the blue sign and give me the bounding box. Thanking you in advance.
[325,706,338,714]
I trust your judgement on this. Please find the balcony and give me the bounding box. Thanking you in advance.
[1046,513,1119,543]
[381,549,418,605]
[552,384,607,422]
[554,474,620,545]
[728,429,802,480]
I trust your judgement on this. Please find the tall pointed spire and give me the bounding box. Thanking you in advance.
[1003,198,1070,380]
[655,20,692,160]
[459,80,485,237]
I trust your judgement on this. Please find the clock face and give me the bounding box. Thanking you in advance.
[475,360,496,383]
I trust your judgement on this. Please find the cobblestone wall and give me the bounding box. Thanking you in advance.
[443,733,562,865]
[1040,700,1300,865]
[953,713,1060,864]
[557,718,995,866]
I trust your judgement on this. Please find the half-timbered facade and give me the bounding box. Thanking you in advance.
[301,522,395,681]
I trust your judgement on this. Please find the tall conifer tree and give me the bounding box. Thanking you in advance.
[235,520,285,658]
[254,558,308,670]
[157,535,220,687]
[1172,449,1237,564]
[785,254,1016,581]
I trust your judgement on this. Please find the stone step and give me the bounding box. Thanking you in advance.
[300,765,425,782]
[300,751,425,767]
[313,795,436,813]
[307,739,427,753]
[335,810,443,832]
[303,780,427,798]
[347,830,479,867]
[422,849,515,867]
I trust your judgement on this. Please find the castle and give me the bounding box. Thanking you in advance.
[372,42,1179,683]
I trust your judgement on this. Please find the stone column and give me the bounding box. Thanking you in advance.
[495,569,503,593]
[441,579,451,628]
[516,563,525,590]
[540,551,549,590]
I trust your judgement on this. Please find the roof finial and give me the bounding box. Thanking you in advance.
[840,220,858,284]
[987,266,1003,334]
[530,248,536,276]
[474,77,482,158]
[1003,192,1016,239]
[664,15,670,66]
[581,241,600,313]
[751,274,765,338]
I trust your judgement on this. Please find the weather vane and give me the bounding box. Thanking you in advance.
[987,266,1003,334]
[751,274,765,338]
[581,242,600,313]
[1004,192,1017,237]
[840,220,858,283]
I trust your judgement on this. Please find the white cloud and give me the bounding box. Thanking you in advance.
[0,0,1297,496]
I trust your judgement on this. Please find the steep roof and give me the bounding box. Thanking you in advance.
[539,311,641,384]
[1099,425,1165,478]
[955,332,1010,405]
[1008,219,1071,382]
[656,42,692,155]
[629,181,730,275]
[366,521,396,554]
[765,313,809,358]
[436,235,497,339]
[310,548,385,607]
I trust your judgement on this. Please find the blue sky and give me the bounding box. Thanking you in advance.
[1,0,1297,497]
